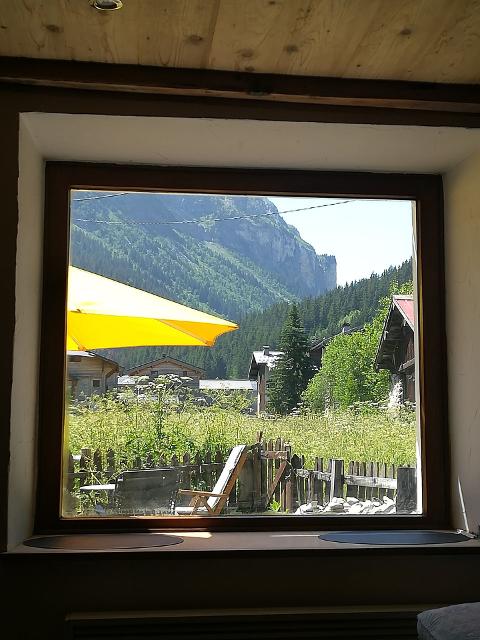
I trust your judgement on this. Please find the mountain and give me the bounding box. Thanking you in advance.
[70,192,336,320]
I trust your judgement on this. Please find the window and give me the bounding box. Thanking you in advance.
[36,163,448,532]
[92,379,101,388]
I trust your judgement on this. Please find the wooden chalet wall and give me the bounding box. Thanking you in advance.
[67,354,118,398]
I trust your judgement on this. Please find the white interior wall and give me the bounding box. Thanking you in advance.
[10,112,480,546]
[444,152,480,533]
[9,118,44,548]
[23,113,480,173]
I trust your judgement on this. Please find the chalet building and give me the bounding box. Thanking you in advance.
[248,346,283,414]
[126,354,205,384]
[309,338,328,369]
[375,295,415,404]
[249,338,347,414]
[67,351,120,399]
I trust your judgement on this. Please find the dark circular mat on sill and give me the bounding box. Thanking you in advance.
[24,533,183,550]
[319,530,470,545]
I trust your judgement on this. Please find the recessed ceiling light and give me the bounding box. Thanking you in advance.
[90,0,123,10]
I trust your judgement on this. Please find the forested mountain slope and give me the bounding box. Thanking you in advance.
[105,260,412,379]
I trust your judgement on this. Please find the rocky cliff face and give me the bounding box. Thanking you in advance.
[180,195,336,299]
[70,192,336,319]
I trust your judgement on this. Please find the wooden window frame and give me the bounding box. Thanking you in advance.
[35,161,448,533]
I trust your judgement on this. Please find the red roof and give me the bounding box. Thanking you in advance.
[393,295,414,330]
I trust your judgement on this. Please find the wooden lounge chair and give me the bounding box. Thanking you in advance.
[175,444,249,515]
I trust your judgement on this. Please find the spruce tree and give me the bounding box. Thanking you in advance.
[268,304,313,414]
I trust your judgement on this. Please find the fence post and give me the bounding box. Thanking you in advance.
[346,461,357,500]
[181,452,191,491]
[329,458,344,502]
[93,449,102,478]
[378,462,387,501]
[66,451,74,494]
[193,452,202,490]
[287,454,302,512]
[313,457,321,503]
[256,441,268,511]
[357,461,366,501]
[237,448,255,512]
[267,439,274,505]
[387,464,395,500]
[145,452,154,468]
[365,461,373,501]
[106,449,115,481]
[396,466,417,513]
[276,438,284,506]
[253,442,265,511]
[214,449,224,486]
[282,444,291,512]
[204,449,213,496]
[64,451,76,515]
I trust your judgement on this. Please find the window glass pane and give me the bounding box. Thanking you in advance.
[63,190,420,519]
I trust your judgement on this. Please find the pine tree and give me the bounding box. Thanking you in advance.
[268,304,313,414]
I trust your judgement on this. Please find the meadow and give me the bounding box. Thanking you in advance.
[67,377,417,470]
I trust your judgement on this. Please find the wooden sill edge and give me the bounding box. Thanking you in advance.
[4,530,480,556]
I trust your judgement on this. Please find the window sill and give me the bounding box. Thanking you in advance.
[6,530,480,557]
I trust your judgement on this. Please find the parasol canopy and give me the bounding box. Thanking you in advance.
[67,266,238,351]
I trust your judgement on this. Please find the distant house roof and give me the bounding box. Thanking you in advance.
[67,350,120,369]
[375,295,415,371]
[248,347,283,380]
[310,324,361,359]
[118,375,137,386]
[126,354,205,376]
[392,295,415,330]
[200,379,257,391]
[251,350,283,366]
[310,339,328,352]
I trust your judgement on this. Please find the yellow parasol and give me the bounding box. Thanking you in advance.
[67,267,238,351]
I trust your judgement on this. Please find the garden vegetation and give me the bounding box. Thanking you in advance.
[68,376,416,472]
[303,281,414,411]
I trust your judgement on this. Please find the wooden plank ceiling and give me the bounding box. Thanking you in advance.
[1,0,480,84]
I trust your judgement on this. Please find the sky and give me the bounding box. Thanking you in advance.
[269,197,414,286]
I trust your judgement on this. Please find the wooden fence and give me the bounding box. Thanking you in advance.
[66,447,228,505]
[235,438,416,513]
[66,439,416,514]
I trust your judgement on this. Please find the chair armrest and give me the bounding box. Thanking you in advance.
[178,489,227,498]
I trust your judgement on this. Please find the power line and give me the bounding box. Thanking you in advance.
[71,199,354,226]
[72,192,131,201]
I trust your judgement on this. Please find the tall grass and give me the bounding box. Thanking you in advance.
[67,379,416,469]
